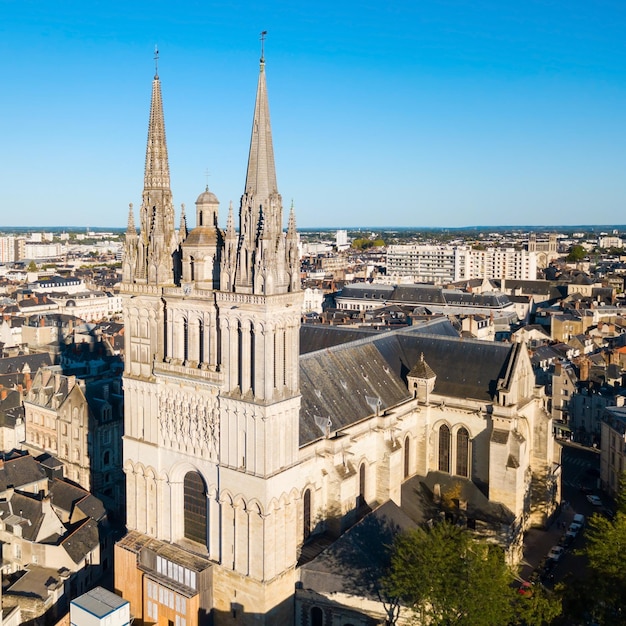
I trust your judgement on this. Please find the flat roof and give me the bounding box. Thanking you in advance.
[71,586,128,617]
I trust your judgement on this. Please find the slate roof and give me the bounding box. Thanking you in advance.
[300,472,515,597]
[299,324,515,446]
[530,345,561,366]
[299,325,383,355]
[408,354,436,379]
[62,518,99,563]
[0,352,52,375]
[49,478,92,516]
[299,500,416,597]
[8,491,44,541]
[299,341,409,444]
[76,494,107,522]
[27,368,83,411]
[339,284,394,300]
[0,453,47,492]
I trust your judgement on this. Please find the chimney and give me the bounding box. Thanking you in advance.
[579,357,590,382]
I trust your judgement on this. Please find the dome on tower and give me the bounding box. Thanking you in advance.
[184,185,221,246]
[196,187,219,206]
[184,226,220,246]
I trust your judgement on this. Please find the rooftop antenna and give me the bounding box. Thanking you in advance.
[154,45,159,78]
[260,30,267,63]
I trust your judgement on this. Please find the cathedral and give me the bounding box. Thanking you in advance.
[114,50,560,626]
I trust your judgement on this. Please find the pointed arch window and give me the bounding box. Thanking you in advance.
[184,471,207,546]
[183,318,189,363]
[357,463,366,508]
[198,321,204,364]
[404,435,410,478]
[250,322,255,394]
[303,489,311,541]
[456,427,470,477]
[438,424,451,473]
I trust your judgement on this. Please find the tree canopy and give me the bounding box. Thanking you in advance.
[566,244,586,262]
[576,474,626,624]
[383,521,561,626]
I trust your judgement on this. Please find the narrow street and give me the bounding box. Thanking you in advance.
[519,441,604,587]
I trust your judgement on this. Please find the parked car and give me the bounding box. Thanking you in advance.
[547,545,565,562]
[518,581,533,597]
[572,513,585,526]
[587,494,603,506]
[568,522,582,536]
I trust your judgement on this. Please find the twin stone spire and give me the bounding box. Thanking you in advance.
[122,54,300,297]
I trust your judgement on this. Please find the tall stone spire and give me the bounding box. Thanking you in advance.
[134,52,179,286]
[244,54,278,203]
[231,46,296,296]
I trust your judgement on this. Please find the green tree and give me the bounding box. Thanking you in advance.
[384,521,560,626]
[580,474,626,624]
[566,245,586,262]
[26,260,37,272]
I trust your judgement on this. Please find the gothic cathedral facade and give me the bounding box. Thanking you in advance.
[115,53,559,626]
[115,53,303,624]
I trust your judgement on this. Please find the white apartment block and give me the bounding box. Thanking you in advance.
[336,229,349,250]
[386,244,538,283]
[23,242,63,260]
[0,236,16,263]
[598,236,623,249]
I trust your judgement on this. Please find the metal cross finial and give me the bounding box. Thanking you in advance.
[260,30,268,63]
[204,168,211,190]
[154,45,159,78]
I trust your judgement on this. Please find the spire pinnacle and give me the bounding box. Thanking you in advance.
[244,48,277,200]
[260,30,267,65]
[126,203,136,235]
[154,45,159,79]
[179,203,188,241]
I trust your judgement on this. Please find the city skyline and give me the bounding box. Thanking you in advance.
[1,0,625,229]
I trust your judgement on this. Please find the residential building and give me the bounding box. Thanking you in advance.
[23,368,125,515]
[600,405,626,497]
[0,236,17,263]
[386,244,537,283]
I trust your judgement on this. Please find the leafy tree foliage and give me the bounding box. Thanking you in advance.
[579,475,626,624]
[566,244,586,262]
[26,260,38,272]
[351,237,385,250]
[383,521,561,626]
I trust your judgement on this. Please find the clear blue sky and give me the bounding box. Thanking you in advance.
[1,0,625,229]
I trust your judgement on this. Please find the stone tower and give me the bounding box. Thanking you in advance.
[116,49,303,625]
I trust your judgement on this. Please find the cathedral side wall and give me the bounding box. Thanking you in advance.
[211,564,296,626]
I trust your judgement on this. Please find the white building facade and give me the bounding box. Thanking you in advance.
[386,244,538,283]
